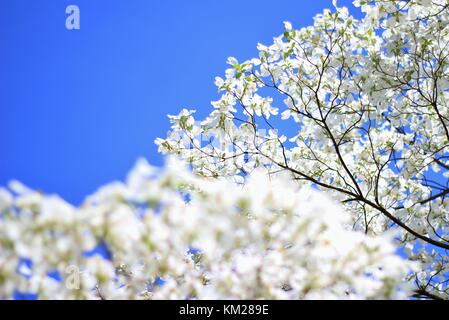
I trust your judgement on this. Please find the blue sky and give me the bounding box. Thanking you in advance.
[0,0,362,204]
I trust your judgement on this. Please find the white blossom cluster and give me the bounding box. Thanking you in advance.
[156,0,449,298]
[0,158,412,299]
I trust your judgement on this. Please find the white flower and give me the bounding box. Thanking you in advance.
[283,21,292,32]
[0,188,12,212]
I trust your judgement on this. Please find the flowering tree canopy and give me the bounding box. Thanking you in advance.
[156,0,449,299]
[0,158,412,299]
[1,0,447,300]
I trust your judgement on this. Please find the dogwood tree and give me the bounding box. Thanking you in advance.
[0,158,412,299]
[156,0,449,299]
[0,0,445,300]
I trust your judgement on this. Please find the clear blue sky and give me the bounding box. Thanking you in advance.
[0,0,361,204]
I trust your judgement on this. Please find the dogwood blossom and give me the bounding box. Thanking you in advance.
[156,0,449,298]
[0,158,412,299]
